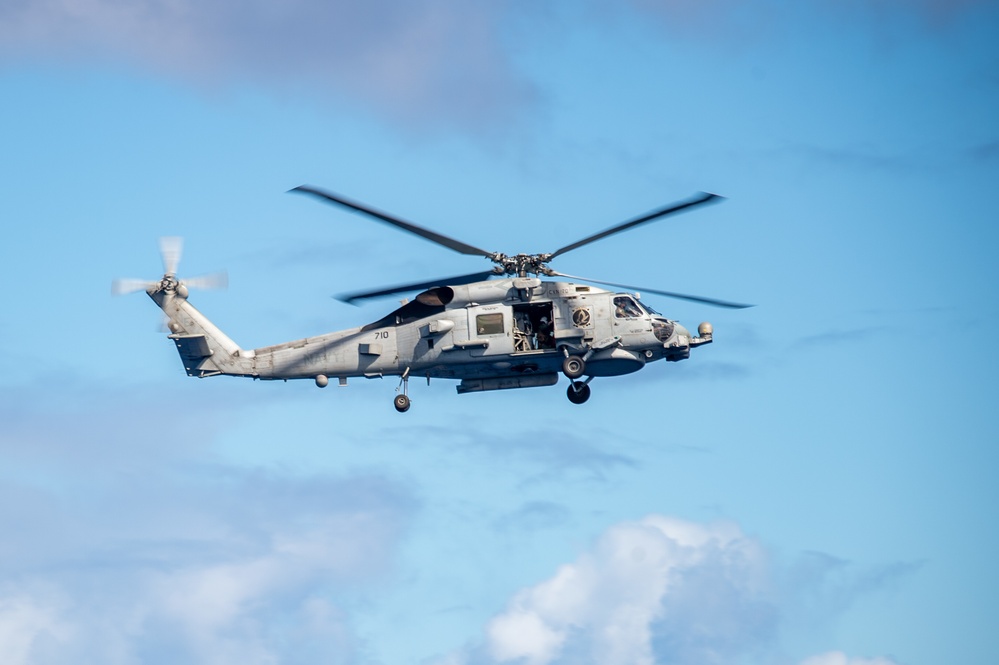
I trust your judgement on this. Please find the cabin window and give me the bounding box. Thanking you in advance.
[475,313,505,335]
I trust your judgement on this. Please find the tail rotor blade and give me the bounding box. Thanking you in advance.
[159,236,183,275]
[112,278,158,296]
[183,271,228,291]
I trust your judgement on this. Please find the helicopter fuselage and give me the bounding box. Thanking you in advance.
[154,277,712,405]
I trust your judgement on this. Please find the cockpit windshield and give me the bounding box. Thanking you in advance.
[639,300,662,316]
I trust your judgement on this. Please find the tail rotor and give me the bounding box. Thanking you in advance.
[112,236,227,297]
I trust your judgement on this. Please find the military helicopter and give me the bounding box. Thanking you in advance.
[114,185,751,412]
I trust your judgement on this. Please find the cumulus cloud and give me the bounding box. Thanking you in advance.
[0,0,536,130]
[440,515,912,665]
[444,516,775,665]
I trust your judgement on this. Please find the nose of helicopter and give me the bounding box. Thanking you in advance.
[661,320,713,360]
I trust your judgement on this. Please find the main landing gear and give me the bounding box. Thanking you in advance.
[560,346,591,404]
[562,355,585,379]
[394,368,412,412]
[566,378,592,404]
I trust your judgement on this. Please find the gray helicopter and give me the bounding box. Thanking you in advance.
[114,185,751,412]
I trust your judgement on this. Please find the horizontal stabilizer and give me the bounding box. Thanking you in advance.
[170,334,212,359]
[169,334,221,377]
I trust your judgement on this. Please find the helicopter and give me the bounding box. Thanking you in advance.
[114,185,752,412]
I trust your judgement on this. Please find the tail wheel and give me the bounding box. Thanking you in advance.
[562,356,585,379]
[394,394,411,412]
[567,381,591,404]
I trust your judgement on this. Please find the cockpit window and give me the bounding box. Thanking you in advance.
[613,296,643,318]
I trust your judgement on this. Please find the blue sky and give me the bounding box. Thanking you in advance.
[1,2,997,664]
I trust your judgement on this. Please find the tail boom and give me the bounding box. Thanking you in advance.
[152,290,254,378]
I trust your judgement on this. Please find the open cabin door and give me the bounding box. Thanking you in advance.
[511,302,557,353]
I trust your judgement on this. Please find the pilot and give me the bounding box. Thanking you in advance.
[614,297,641,318]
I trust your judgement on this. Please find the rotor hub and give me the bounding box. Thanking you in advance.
[491,253,555,277]
[159,274,180,293]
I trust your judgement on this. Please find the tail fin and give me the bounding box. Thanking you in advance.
[114,237,250,378]
[153,290,255,378]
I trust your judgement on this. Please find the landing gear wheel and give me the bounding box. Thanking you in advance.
[393,394,411,413]
[567,381,591,404]
[562,356,585,379]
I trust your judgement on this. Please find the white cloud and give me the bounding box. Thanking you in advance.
[0,376,418,664]
[0,486,405,663]
[0,490,402,664]
[441,515,914,665]
[0,437,406,661]
[0,593,73,665]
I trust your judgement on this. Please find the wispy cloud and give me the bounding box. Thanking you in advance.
[790,326,892,352]
[493,500,572,532]
[383,423,637,483]
[970,139,999,162]
[800,652,902,665]
[783,550,922,621]
[6,0,987,137]
[625,0,991,35]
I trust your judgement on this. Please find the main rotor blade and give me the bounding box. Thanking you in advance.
[291,185,494,258]
[549,192,724,259]
[549,272,754,309]
[337,271,497,305]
